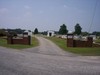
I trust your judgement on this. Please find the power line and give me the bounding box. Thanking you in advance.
[88,0,98,33]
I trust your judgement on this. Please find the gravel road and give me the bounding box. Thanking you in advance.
[0,36,100,75]
[24,37,76,56]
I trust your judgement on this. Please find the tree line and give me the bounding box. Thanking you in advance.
[0,28,39,37]
[58,23,82,35]
[0,28,25,37]
[0,24,100,37]
[58,23,100,36]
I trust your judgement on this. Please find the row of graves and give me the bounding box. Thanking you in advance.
[67,34,100,47]
[7,31,32,45]
[46,30,96,47]
[67,34,93,47]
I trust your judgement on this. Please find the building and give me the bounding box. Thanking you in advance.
[24,30,32,36]
[47,30,55,37]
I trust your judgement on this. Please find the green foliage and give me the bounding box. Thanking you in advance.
[42,31,47,35]
[7,28,25,34]
[92,31,100,36]
[81,32,89,36]
[74,23,82,35]
[59,24,68,35]
[34,28,38,34]
[0,29,6,37]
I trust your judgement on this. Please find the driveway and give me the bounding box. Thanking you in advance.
[24,36,76,56]
[0,36,100,75]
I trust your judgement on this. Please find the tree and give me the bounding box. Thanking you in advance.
[59,24,68,35]
[81,32,89,36]
[0,29,6,37]
[74,23,82,35]
[7,28,25,34]
[15,28,25,34]
[42,31,47,35]
[92,31,100,36]
[34,28,38,34]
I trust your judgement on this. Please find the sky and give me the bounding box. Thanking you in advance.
[0,0,100,32]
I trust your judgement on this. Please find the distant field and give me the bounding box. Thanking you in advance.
[0,37,39,49]
[45,37,100,56]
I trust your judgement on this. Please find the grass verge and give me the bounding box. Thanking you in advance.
[45,37,100,56]
[0,37,39,49]
[95,39,100,43]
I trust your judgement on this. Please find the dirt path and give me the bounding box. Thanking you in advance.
[24,36,76,56]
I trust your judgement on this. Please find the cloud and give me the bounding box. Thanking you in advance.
[0,8,8,14]
[24,11,32,17]
[0,8,9,16]
[39,10,44,14]
[63,5,70,9]
[24,5,32,17]
[24,5,31,9]
[63,5,67,8]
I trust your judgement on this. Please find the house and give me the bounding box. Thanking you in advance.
[90,35,96,40]
[24,30,32,36]
[47,30,55,37]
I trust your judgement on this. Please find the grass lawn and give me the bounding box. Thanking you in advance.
[95,39,100,43]
[45,37,100,56]
[0,37,39,49]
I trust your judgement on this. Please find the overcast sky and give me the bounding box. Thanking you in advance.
[0,0,100,32]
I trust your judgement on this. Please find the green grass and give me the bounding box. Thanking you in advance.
[0,37,39,49]
[95,39,100,43]
[45,37,100,56]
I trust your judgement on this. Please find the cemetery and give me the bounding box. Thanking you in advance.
[46,36,100,55]
[7,31,32,45]
[47,30,55,37]
[67,34,93,47]
[0,29,39,49]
